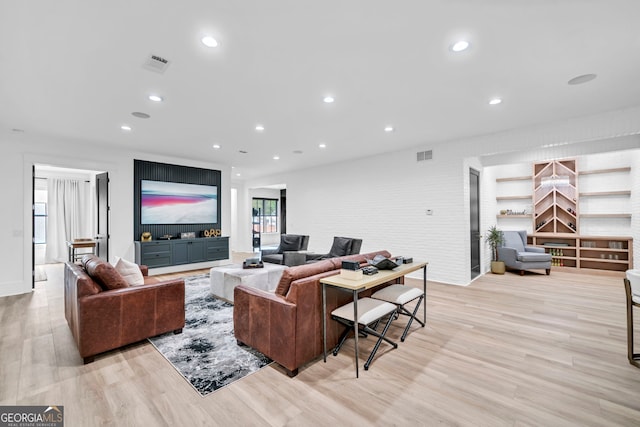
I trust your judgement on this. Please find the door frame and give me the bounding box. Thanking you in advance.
[469,168,481,279]
[25,156,110,294]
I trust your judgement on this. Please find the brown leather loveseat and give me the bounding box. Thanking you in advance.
[64,255,185,363]
[233,250,395,376]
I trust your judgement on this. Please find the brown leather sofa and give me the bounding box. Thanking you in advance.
[64,255,185,363]
[233,250,395,376]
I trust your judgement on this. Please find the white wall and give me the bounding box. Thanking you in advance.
[0,134,230,297]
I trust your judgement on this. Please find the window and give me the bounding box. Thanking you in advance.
[34,202,47,244]
[252,198,278,233]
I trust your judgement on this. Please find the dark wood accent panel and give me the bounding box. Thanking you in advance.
[133,159,222,241]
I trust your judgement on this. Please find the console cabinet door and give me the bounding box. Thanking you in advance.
[172,241,190,265]
[206,237,229,261]
[139,241,172,268]
[188,240,206,263]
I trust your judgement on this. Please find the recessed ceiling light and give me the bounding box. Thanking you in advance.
[323,96,335,103]
[273,155,280,160]
[568,74,597,85]
[384,126,394,132]
[318,143,327,148]
[201,36,218,48]
[212,144,221,149]
[132,112,150,119]
[121,125,132,131]
[236,173,241,177]
[451,40,470,52]
[293,150,303,154]
[148,94,163,102]
[255,124,265,131]
[488,98,502,105]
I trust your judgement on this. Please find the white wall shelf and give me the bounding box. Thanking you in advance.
[496,176,532,182]
[578,167,631,175]
[579,190,631,197]
[580,213,632,218]
[496,195,532,201]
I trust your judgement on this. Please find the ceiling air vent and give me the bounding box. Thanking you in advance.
[142,54,170,74]
[416,150,433,162]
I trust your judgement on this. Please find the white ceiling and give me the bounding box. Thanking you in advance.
[2,1,640,180]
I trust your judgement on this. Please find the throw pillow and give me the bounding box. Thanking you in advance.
[114,257,145,286]
[329,237,352,257]
[84,256,129,290]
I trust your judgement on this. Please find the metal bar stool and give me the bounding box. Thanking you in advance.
[331,297,398,371]
[371,285,425,342]
[624,269,640,368]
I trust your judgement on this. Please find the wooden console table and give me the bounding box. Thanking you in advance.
[66,239,97,262]
[320,261,428,377]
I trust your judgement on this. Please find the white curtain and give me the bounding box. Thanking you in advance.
[45,178,91,263]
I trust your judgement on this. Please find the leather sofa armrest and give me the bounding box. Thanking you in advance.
[77,279,185,358]
[233,285,298,372]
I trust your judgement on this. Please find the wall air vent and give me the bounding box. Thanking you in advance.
[142,54,171,74]
[416,150,433,162]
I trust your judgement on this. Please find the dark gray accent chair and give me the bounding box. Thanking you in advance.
[497,230,552,276]
[305,236,363,262]
[261,234,310,266]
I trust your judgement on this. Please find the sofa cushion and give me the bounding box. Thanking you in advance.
[114,257,145,286]
[516,252,552,262]
[83,256,129,290]
[275,259,336,296]
[328,236,353,257]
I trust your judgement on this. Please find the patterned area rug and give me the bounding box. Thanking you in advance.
[149,274,271,396]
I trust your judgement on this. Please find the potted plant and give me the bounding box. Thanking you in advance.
[485,225,505,274]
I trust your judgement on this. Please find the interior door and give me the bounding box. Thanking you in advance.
[95,172,109,261]
[469,168,481,279]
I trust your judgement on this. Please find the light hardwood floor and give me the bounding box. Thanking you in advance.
[1,261,639,426]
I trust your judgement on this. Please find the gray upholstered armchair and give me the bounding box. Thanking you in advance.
[261,234,310,266]
[305,236,363,262]
[497,230,552,276]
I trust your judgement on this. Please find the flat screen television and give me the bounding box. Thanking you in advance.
[141,180,217,225]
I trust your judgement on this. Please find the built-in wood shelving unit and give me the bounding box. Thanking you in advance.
[527,233,633,273]
[533,159,578,234]
[495,158,633,272]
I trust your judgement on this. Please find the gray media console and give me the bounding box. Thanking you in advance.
[134,237,229,268]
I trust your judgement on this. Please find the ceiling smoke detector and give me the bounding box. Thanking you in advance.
[143,54,171,74]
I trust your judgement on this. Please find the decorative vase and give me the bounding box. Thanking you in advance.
[491,261,506,274]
